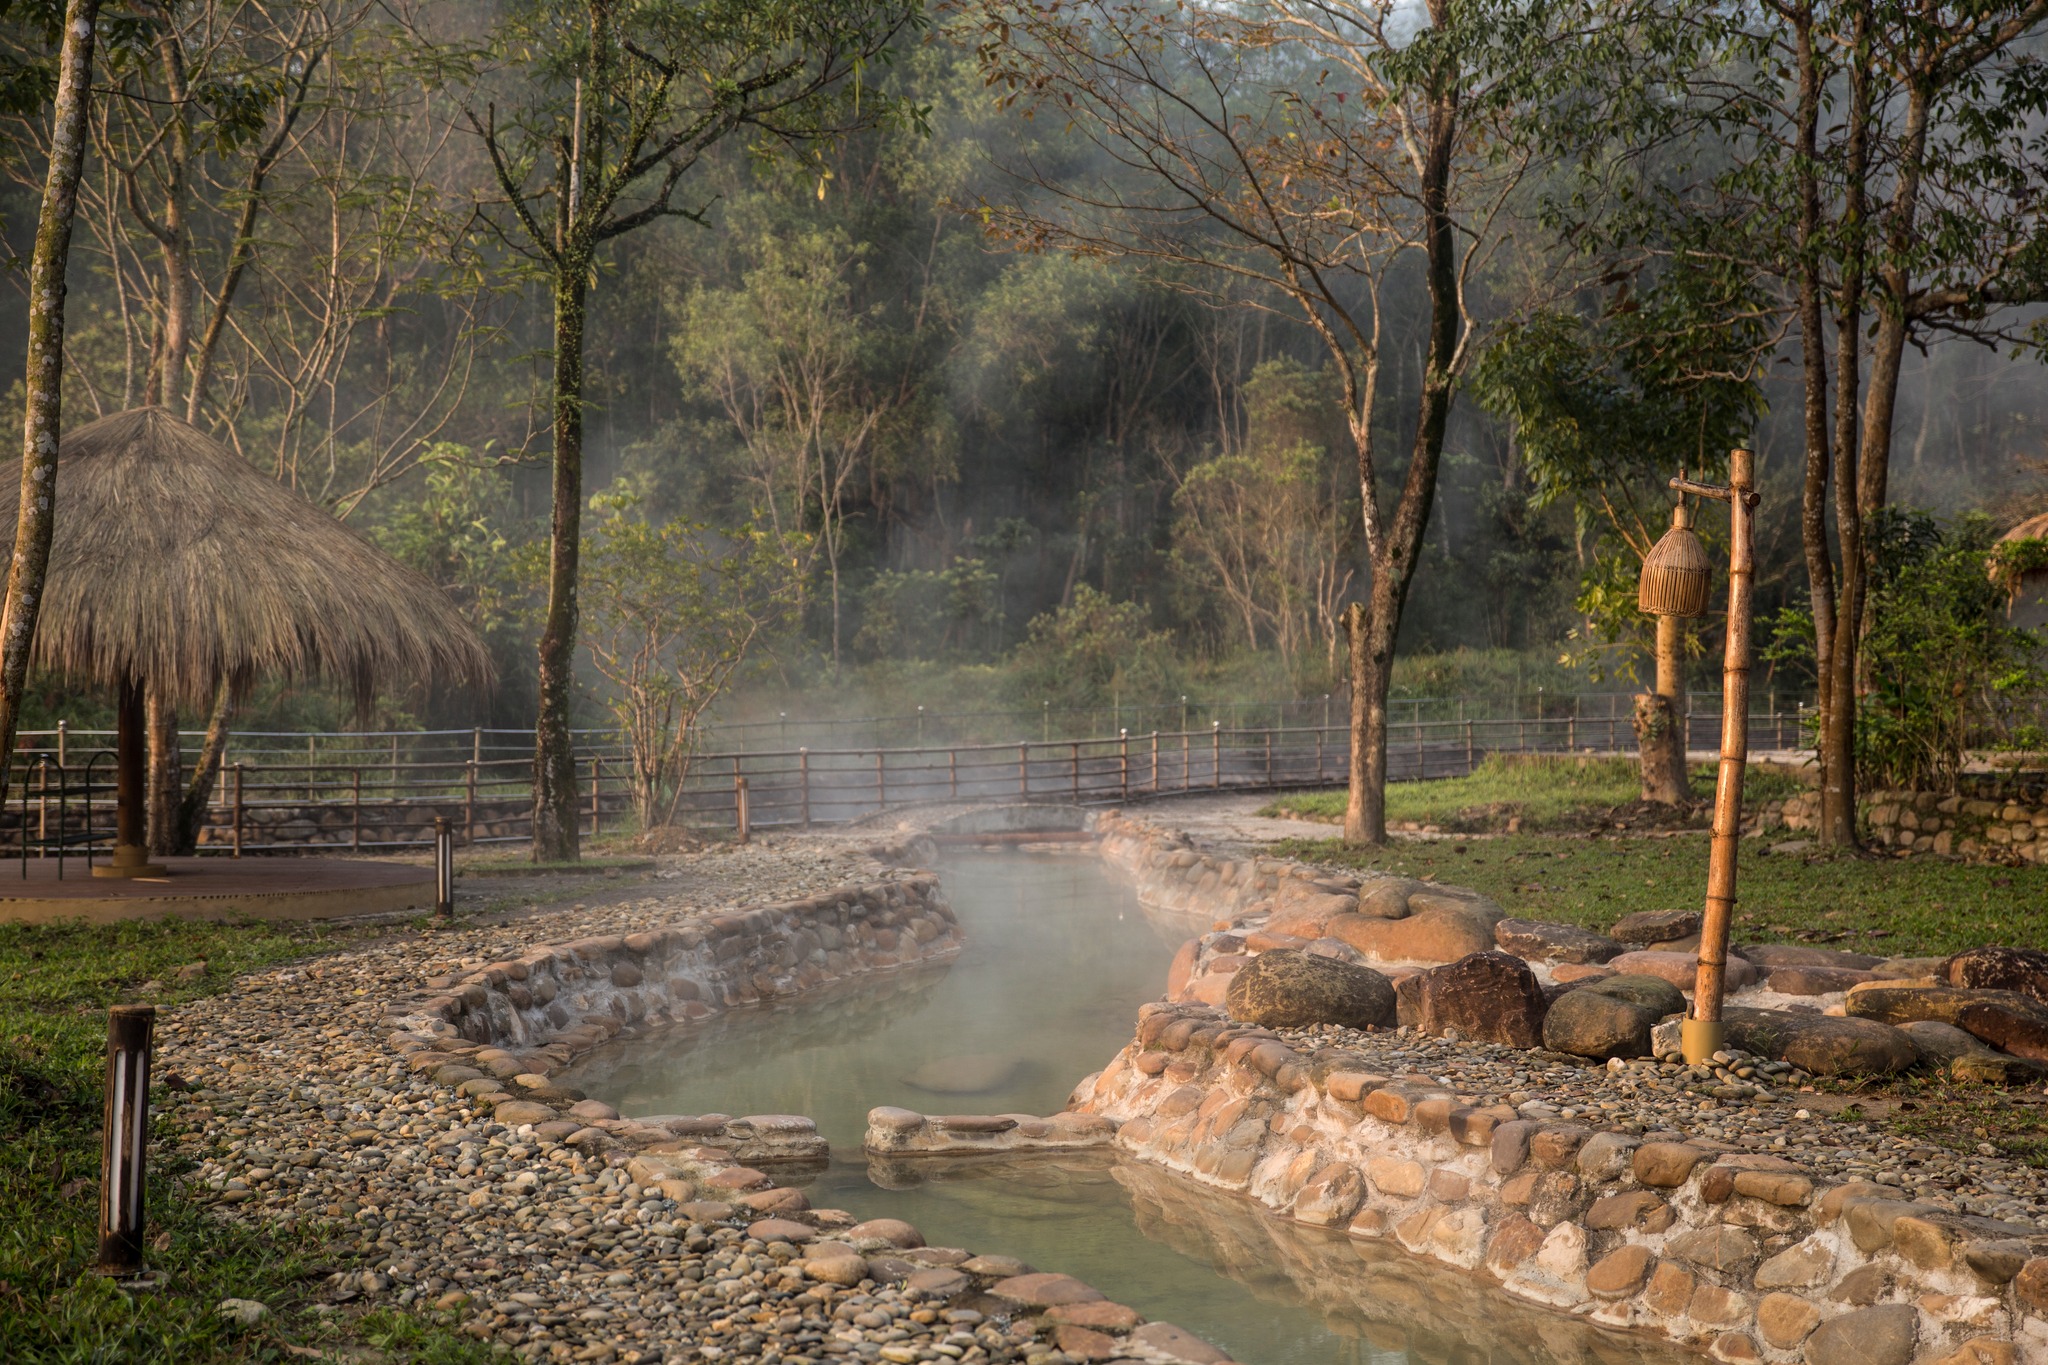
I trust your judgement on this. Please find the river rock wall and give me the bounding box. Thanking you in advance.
[1760,788,2048,865]
[377,875,961,1145]
[1077,999,2047,1365]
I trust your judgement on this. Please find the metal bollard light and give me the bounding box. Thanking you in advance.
[99,1004,155,1277]
[434,816,454,917]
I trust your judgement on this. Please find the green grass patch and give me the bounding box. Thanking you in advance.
[1269,829,2047,958]
[0,916,502,1363]
[1870,1077,2048,1170]
[1261,754,1804,831]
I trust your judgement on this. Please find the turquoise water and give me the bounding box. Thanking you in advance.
[565,854,1692,1365]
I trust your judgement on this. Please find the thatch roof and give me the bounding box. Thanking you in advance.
[2000,511,2048,545]
[0,407,492,709]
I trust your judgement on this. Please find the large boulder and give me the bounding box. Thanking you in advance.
[1943,946,2048,1005]
[1327,895,1504,966]
[1845,984,2048,1060]
[1494,918,1623,965]
[1608,949,1758,993]
[1544,991,1655,1060]
[1610,909,1701,945]
[1722,1006,1914,1077]
[1224,949,1396,1030]
[1411,952,1549,1047]
[1354,876,1425,920]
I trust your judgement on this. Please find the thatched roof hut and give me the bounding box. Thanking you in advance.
[0,407,492,875]
[0,406,491,708]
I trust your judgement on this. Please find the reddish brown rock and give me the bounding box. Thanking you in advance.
[1609,949,1758,992]
[1328,900,1501,965]
[1847,983,2048,1061]
[1484,1216,1546,1272]
[1766,966,1876,995]
[1944,946,2048,1004]
[1586,1245,1654,1298]
[1632,1141,1709,1187]
[989,1273,1105,1307]
[1722,1005,1915,1076]
[1409,952,1549,1047]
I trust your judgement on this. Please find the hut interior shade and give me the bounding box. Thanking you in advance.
[0,406,492,710]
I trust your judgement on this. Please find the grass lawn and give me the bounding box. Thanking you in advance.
[1267,830,2048,960]
[1262,753,1805,832]
[0,914,502,1363]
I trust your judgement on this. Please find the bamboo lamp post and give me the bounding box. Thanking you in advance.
[1638,449,1760,1065]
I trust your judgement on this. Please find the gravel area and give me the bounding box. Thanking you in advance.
[1271,1020,2048,1226]
[154,837,1079,1365]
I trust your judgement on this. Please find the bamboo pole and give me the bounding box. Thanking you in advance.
[1681,449,1759,1063]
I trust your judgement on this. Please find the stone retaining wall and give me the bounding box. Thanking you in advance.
[377,875,962,1146]
[1759,789,2048,865]
[1077,999,2046,1365]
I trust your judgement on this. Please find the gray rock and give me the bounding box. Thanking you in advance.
[1737,943,1882,971]
[1493,918,1623,965]
[1722,1006,1914,1077]
[1802,1304,1916,1365]
[1225,949,1396,1030]
[1609,909,1701,945]
[1542,988,1658,1060]
[1581,973,1686,1017]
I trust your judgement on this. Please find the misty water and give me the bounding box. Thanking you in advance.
[563,854,1693,1365]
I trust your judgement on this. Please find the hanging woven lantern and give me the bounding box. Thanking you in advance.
[1639,503,1712,617]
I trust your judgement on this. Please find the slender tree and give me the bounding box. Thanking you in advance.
[462,0,922,861]
[970,0,1540,842]
[0,0,103,793]
[1520,0,2048,845]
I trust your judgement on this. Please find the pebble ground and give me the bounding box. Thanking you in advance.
[159,837,1077,1365]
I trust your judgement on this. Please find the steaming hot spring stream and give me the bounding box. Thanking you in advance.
[561,853,1692,1364]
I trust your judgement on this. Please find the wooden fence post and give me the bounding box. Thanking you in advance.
[1212,722,1221,790]
[948,747,958,800]
[799,748,811,830]
[1018,743,1029,800]
[1119,729,1129,803]
[735,775,750,845]
[875,750,886,812]
[1070,741,1080,801]
[589,755,601,839]
[231,762,244,858]
[351,769,362,852]
[1150,731,1159,793]
[1465,720,1475,773]
[464,760,477,846]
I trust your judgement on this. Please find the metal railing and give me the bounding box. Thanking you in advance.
[0,701,1806,856]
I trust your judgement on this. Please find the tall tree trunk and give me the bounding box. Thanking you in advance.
[1815,8,1873,850]
[1637,614,1689,803]
[0,0,103,794]
[532,267,587,862]
[145,687,180,855]
[1342,76,1459,846]
[173,679,233,853]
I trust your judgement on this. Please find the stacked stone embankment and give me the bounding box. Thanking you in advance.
[1077,1000,2048,1364]
[1085,810,2048,1360]
[1759,776,2048,865]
